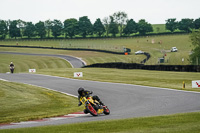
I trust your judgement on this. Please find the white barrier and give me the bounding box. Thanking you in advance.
[74,72,83,77]
[29,69,36,73]
[192,80,200,88]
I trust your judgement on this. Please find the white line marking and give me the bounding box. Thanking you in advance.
[11,121,39,125]
[0,78,8,82]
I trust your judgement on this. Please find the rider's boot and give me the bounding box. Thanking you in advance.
[84,109,88,114]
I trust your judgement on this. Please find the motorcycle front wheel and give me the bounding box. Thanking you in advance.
[103,106,110,115]
[86,105,98,116]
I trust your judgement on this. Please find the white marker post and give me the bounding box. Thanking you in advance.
[74,72,83,77]
[192,80,200,88]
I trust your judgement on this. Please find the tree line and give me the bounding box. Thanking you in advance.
[166,18,200,33]
[0,11,200,39]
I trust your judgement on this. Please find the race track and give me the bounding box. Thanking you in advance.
[1,73,200,129]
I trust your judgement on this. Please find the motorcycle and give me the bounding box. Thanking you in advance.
[10,66,14,74]
[79,96,110,116]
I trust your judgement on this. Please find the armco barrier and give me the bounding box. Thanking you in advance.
[84,63,200,72]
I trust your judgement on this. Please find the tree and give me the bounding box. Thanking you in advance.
[123,19,137,36]
[0,20,8,39]
[189,29,200,64]
[137,19,153,35]
[165,18,178,33]
[35,21,46,38]
[45,19,52,38]
[9,20,21,39]
[17,19,26,38]
[103,17,111,37]
[178,18,194,33]
[93,18,105,37]
[112,11,128,36]
[194,18,200,29]
[24,22,36,38]
[108,16,119,37]
[78,16,93,38]
[5,20,11,38]
[63,18,78,38]
[51,19,63,38]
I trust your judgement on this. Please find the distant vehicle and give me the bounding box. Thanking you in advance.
[135,50,144,55]
[171,47,178,52]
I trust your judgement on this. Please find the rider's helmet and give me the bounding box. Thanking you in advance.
[78,87,84,96]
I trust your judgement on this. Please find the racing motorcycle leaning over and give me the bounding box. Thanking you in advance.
[79,96,110,116]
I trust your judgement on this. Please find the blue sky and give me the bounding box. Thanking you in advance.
[1,0,200,24]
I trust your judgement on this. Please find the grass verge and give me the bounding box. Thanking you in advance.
[0,80,82,124]
[1,112,200,133]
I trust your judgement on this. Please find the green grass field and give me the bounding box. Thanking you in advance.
[0,80,82,124]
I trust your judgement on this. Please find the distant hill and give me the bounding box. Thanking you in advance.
[152,24,167,33]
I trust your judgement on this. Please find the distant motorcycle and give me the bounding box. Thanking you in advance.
[79,96,110,116]
[10,66,14,74]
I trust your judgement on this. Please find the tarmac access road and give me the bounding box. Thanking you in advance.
[0,73,200,129]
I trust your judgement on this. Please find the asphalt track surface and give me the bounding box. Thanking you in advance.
[0,51,85,68]
[1,73,200,129]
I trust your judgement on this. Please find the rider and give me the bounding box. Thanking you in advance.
[9,62,15,73]
[78,87,105,113]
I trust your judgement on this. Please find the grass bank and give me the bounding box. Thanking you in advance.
[1,112,200,133]
[0,80,82,124]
